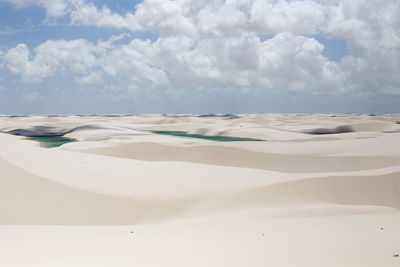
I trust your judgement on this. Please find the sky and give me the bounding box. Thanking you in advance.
[0,0,399,114]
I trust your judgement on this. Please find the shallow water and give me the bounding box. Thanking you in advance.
[152,131,264,142]
[28,136,77,148]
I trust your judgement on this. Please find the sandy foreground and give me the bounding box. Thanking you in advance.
[0,113,399,266]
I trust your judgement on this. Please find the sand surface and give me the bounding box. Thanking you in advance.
[0,114,399,266]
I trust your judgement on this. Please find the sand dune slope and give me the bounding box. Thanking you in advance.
[222,172,400,210]
[0,156,147,224]
[81,142,400,173]
[1,151,399,224]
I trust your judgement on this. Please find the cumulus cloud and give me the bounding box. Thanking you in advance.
[248,0,326,35]
[75,72,103,84]
[6,39,98,82]
[5,32,342,93]
[99,39,168,85]
[326,0,400,54]
[324,0,400,94]
[69,0,142,31]
[146,32,344,92]
[0,0,68,19]
[2,0,400,95]
[1,0,329,35]
[5,36,167,87]
[132,0,327,37]
[6,44,46,82]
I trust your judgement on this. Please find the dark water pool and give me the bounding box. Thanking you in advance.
[28,136,77,148]
[152,131,264,142]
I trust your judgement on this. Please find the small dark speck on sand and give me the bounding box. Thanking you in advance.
[380,227,384,230]
[130,231,134,234]
[393,254,399,257]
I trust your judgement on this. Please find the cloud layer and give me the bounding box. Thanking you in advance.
[2,0,400,95]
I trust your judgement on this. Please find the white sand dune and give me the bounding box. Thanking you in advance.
[0,114,399,267]
[0,156,142,225]
[222,172,400,210]
[80,141,400,172]
[1,151,398,224]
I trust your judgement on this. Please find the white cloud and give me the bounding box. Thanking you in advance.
[1,0,329,36]
[248,0,326,35]
[5,36,167,88]
[75,72,103,84]
[99,39,168,85]
[146,32,344,92]
[256,33,344,92]
[2,0,400,95]
[134,0,198,36]
[132,0,327,37]
[6,31,339,93]
[324,0,400,94]
[69,1,142,31]
[6,39,98,82]
[0,0,68,19]
[325,0,400,54]
[6,44,48,82]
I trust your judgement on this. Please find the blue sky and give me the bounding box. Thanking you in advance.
[0,0,399,114]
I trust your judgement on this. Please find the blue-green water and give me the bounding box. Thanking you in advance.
[152,131,264,142]
[28,136,77,148]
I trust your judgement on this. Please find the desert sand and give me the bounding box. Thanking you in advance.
[0,113,399,266]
